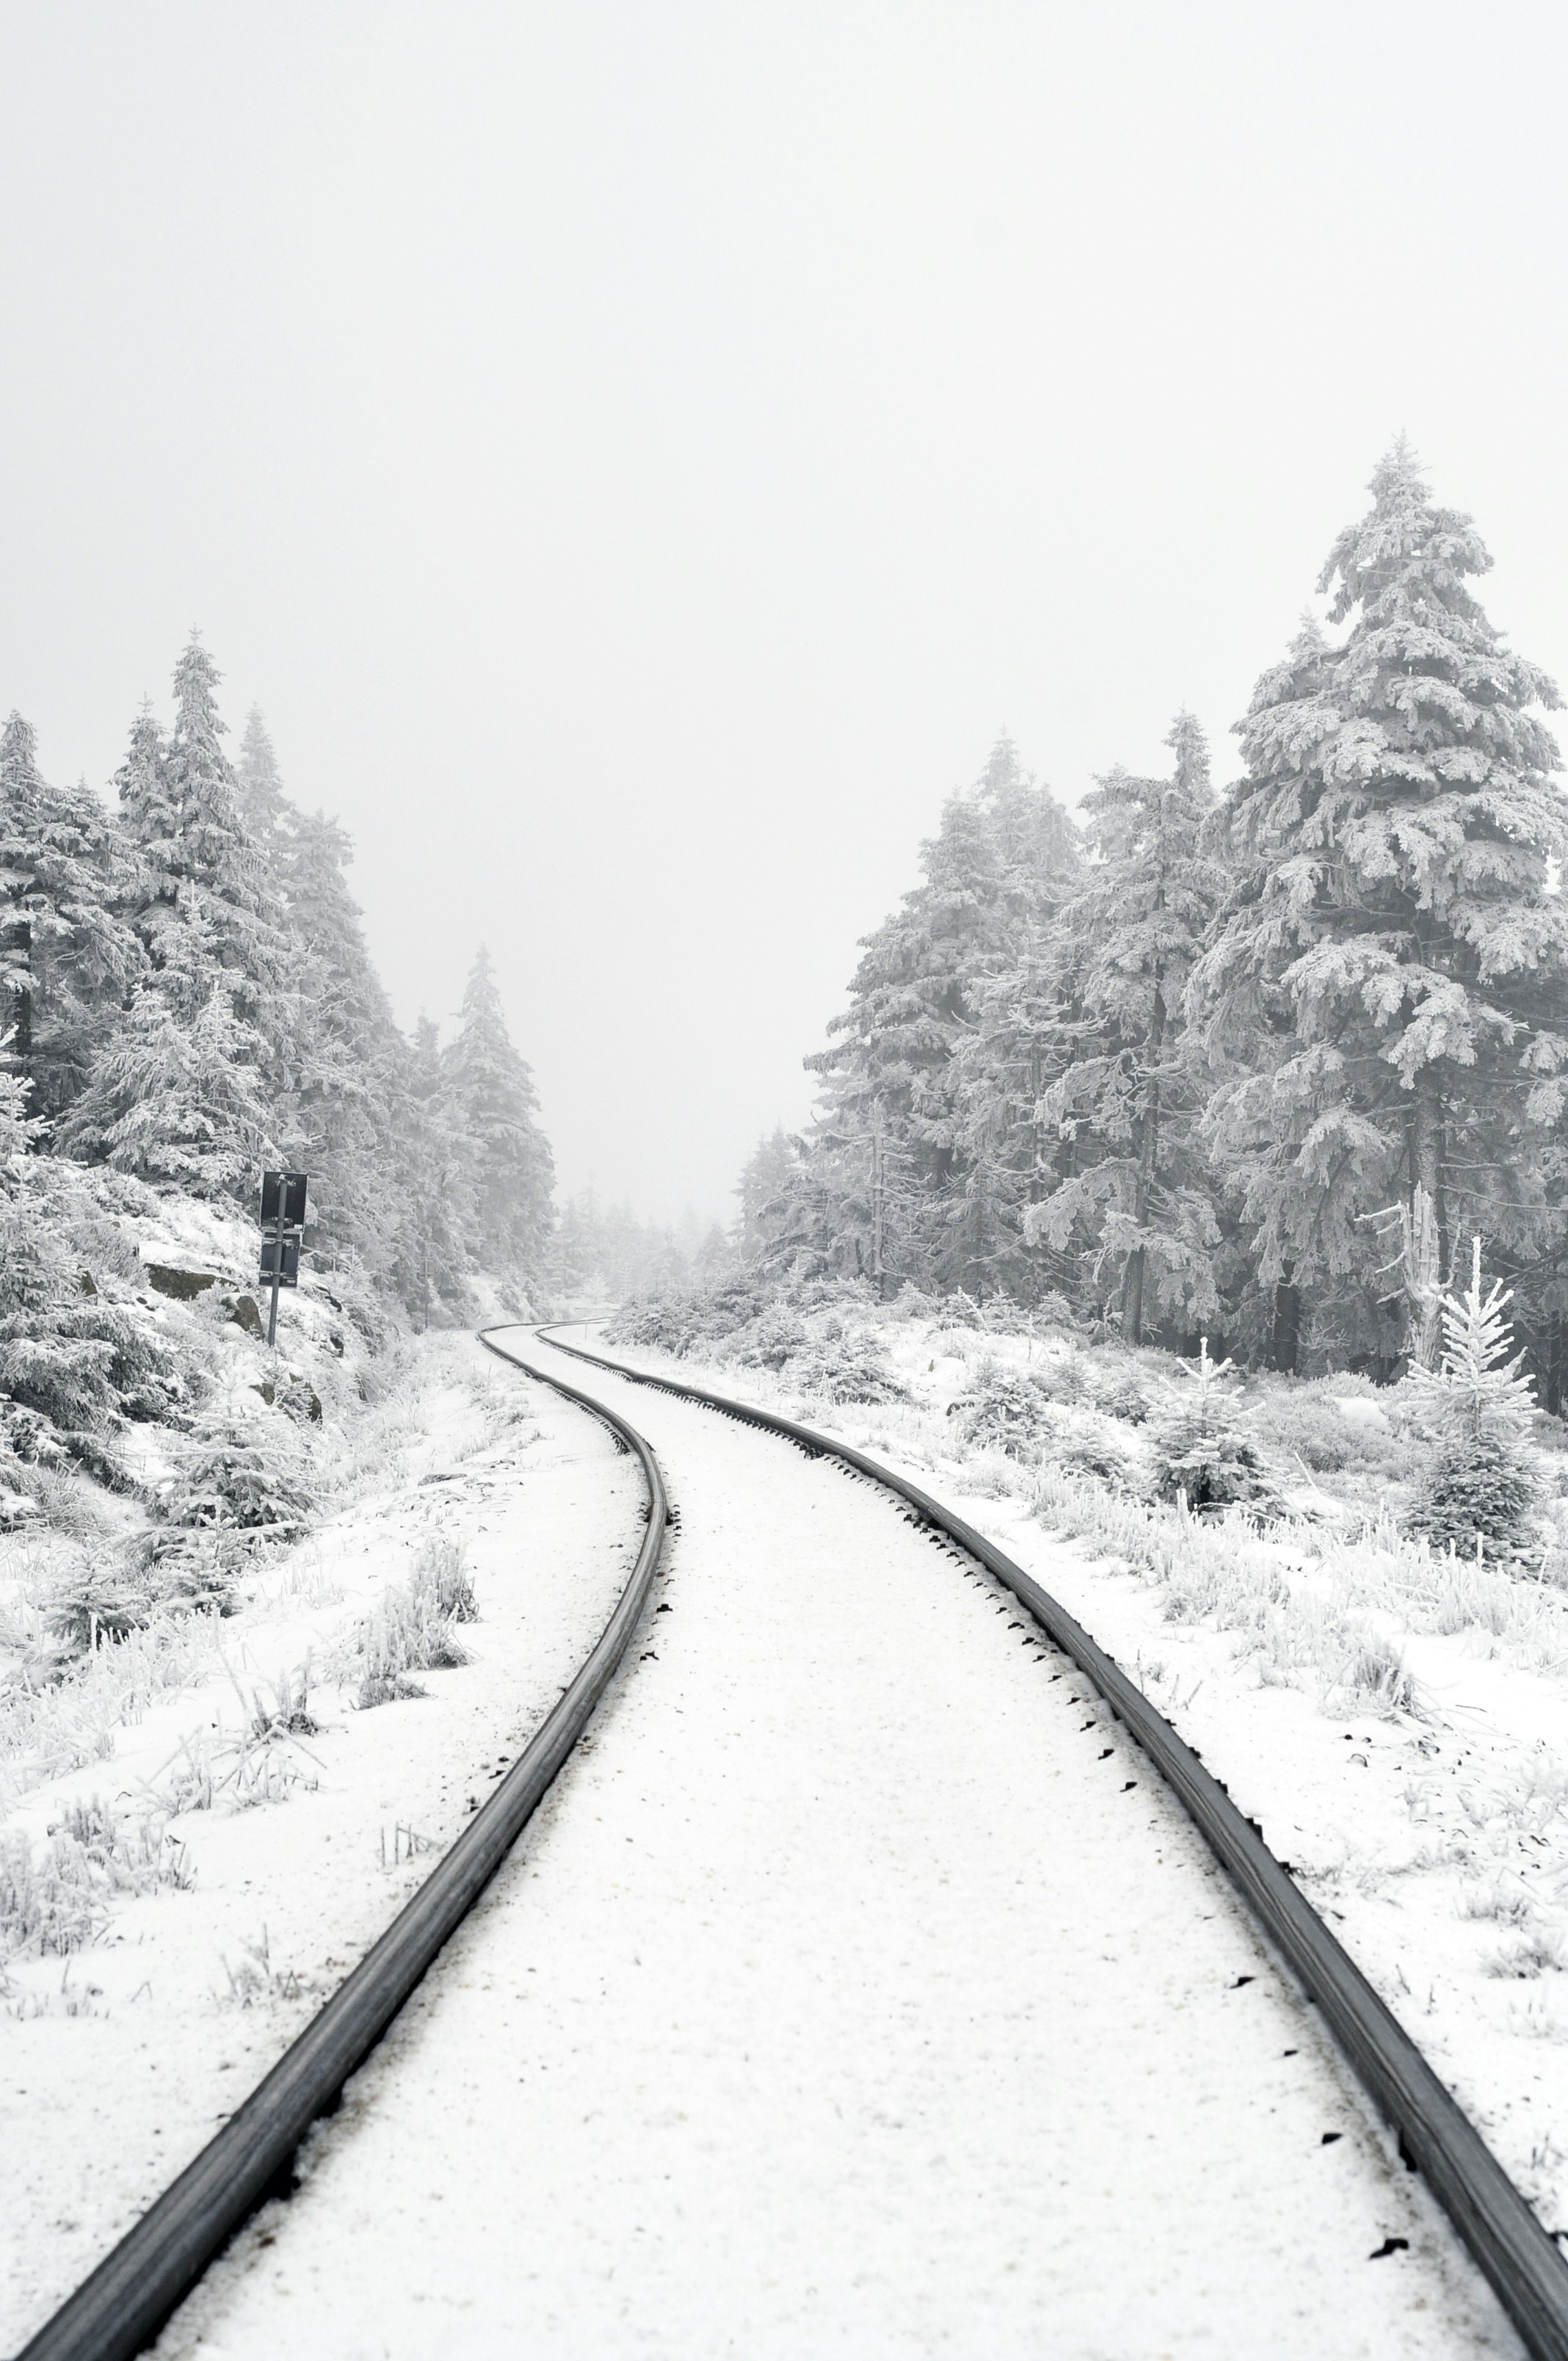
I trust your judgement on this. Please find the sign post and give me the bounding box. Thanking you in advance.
[258,1172,308,1349]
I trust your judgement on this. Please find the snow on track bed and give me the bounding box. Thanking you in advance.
[1,1338,639,2355]
[148,1329,1517,2359]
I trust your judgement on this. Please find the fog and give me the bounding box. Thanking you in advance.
[3,0,1566,1225]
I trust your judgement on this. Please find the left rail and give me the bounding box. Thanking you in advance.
[14,1327,668,2361]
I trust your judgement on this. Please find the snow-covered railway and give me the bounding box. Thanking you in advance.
[17,1327,1568,2359]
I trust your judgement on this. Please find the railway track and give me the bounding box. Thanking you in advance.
[15,1319,1568,2358]
[13,1336,670,2361]
[528,1321,1568,2361]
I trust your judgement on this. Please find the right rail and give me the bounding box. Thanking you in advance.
[529,1319,1568,2361]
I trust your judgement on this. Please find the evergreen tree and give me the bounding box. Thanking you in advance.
[442,949,553,1291]
[122,638,286,1012]
[1405,1238,1542,1557]
[278,807,408,1280]
[735,1125,803,1265]
[402,1015,477,1324]
[807,737,1079,1291]
[0,715,139,1122]
[1194,446,1568,1367]
[71,641,288,1195]
[1024,711,1224,1341]
[236,706,291,853]
[63,910,274,1192]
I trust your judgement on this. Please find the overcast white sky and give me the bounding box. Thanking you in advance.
[2,1,1566,1224]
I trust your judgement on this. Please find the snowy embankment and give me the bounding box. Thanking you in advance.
[0,1311,639,2352]
[146,1330,1511,2359]
[588,1308,1568,2257]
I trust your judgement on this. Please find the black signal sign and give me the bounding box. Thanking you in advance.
[259,1238,300,1288]
[260,1171,308,1228]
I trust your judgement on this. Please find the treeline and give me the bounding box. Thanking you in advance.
[1,639,553,1318]
[741,447,1568,1400]
[556,1191,730,1304]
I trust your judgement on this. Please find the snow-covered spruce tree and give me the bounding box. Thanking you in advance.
[64,911,275,1192]
[235,706,292,853]
[441,949,553,1297]
[735,1125,803,1266]
[0,713,140,1124]
[69,641,290,1194]
[1404,1238,1542,1559]
[1192,446,1568,1371]
[1016,711,1223,1343]
[806,737,1080,1295]
[400,1015,479,1324]
[275,799,410,1285]
[136,639,287,1003]
[1147,1338,1277,1517]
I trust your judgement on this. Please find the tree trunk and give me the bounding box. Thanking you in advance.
[1407,1092,1446,1370]
[1123,982,1166,1349]
[1271,1274,1302,1374]
[10,913,31,1084]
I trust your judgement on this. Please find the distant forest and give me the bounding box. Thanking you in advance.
[736,448,1568,1404]
[0,643,554,1320]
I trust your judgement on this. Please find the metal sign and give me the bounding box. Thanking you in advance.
[260,1171,308,1228]
[258,1238,300,1289]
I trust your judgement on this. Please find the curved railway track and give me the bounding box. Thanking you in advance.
[13,1335,670,2361]
[527,1320,1568,2361]
[15,1319,1568,2360]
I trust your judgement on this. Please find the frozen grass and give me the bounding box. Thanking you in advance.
[0,1794,192,1959]
[333,1538,478,1710]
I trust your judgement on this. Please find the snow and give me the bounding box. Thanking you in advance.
[142,1329,1515,2357]
[0,1334,638,2351]
[594,1310,1568,2272]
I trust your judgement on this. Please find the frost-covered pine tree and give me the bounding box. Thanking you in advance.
[1147,1338,1277,1517]
[138,639,286,1001]
[63,910,275,1192]
[735,1126,802,1266]
[235,707,292,854]
[70,642,287,1194]
[808,736,1080,1291]
[401,1014,479,1323]
[1194,446,1568,1368]
[0,714,142,1124]
[442,949,553,1293]
[277,805,409,1278]
[1023,711,1222,1343]
[1405,1238,1542,1559]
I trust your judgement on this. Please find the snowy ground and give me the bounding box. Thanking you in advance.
[143,1328,1515,2359]
[587,1313,1568,2268]
[0,1333,638,2352]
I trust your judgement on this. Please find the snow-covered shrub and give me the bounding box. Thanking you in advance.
[0,1193,180,1443]
[1025,1352,1090,1410]
[608,1274,780,1360]
[44,1558,154,1654]
[1246,1379,1408,1479]
[1037,1404,1141,1492]
[162,1405,316,1534]
[1404,1244,1542,1562]
[1078,1357,1156,1426]
[949,1360,1058,1456]
[729,1302,813,1371]
[786,1321,909,1405]
[1147,1340,1279,1517]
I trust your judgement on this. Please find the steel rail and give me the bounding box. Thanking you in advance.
[14,1331,669,2361]
[529,1319,1568,2361]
